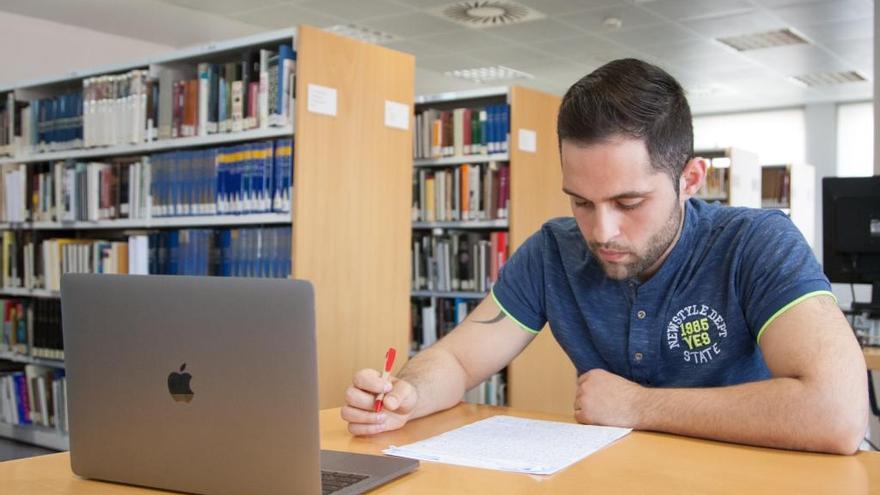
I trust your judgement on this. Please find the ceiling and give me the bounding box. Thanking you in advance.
[0,0,873,114]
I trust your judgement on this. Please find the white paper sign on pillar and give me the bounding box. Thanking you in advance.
[307,83,337,116]
[518,128,537,153]
[385,100,409,130]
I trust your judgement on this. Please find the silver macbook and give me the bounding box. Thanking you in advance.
[61,274,417,495]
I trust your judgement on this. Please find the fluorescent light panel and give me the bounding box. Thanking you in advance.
[323,24,399,44]
[444,65,534,83]
[792,71,867,87]
[717,28,809,51]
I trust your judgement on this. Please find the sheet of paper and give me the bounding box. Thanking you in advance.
[383,415,631,475]
[307,83,337,116]
[384,100,409,130]
[517,128,537,153]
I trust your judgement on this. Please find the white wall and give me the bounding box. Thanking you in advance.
[0,10,170,87]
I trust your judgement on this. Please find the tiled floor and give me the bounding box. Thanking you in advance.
[0,437,57,462]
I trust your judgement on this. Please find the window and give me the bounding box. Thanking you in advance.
[836,102,873,177]
[693,109,806,165]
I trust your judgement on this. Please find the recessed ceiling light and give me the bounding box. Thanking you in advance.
[791,71,867,87]
[444,65,534,83]
[717,28,809,51]
[602,17,623,30]
[687,84,736,97]
[323,24,399,44]
[430,1,545,28]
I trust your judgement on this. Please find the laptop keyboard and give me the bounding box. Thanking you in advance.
[321,470,370,494]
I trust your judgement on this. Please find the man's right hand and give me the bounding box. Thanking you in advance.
[341,369,419,436]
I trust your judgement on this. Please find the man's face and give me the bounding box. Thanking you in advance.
[561,136,683,281]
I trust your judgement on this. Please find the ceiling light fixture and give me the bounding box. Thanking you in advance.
[791,70,867,87]
[323,24,399,45]
[717,28,809,51]
[444,65,535,83]
[431,1,545,28]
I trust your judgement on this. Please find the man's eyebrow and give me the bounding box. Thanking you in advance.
[562,188,651,202]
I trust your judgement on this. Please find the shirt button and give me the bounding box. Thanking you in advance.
[637,310,646,319]
[634,352,643,362]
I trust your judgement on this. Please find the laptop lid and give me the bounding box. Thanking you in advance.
[62,274,321,495]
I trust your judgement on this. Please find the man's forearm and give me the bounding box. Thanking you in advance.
[634,377,867,454]
[397,346,468,420]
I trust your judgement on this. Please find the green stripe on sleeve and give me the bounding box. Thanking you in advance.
[490,288,540,335]
[756,290,836,344]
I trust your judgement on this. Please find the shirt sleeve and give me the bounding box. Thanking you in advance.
[737,212,833,343]
[490,228,548,333]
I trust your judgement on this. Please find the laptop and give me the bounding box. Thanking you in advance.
[61,274,418,495]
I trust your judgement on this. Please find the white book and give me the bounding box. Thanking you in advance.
[52,380,60,429]
[37,376,49,427]
[141,158,152,219]
[259,49,270,128]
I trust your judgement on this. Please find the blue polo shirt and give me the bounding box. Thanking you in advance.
[491,199,832,387]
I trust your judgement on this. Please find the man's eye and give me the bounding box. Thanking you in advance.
[618,200,643,210]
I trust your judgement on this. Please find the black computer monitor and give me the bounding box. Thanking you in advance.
[822,176,880,311]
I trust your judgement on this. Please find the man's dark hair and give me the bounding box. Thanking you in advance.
[557,58,694,190]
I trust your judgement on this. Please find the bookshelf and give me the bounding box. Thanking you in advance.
[0,25,414,448]
[410,86,574,409]
[694,148,761,207]
[762,163,816,249]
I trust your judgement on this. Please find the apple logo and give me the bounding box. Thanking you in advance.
[167,363,194,403]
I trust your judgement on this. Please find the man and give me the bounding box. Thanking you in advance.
[342,59,868,454]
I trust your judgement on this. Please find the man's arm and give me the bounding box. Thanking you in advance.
[343,294,535,435]
[577,295,868,454]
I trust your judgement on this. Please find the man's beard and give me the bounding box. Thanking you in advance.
[588,202,682,280]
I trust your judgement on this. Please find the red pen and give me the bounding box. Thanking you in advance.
[374,347,397,413]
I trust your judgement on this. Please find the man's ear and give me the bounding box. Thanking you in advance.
[679,157,707,199]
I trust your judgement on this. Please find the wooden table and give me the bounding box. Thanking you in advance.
[2,404,879,494]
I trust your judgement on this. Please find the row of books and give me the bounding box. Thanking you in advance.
[413,162,509,223]
[83,70,156,147]
[148,227,291,278]
[0,138,293,223]
[2,44,296,155]
[188,46,296,137]
[0,365,68,432]
[0,299,26,354]
[696,157,731,201]
[37,236,150,291]
[19,92,85,153]
[761,166,791,208]
[0,164,27,222]
[412,231,508,293]
[153,138,292,217]
[463,372,506,406]
[0,299,63,360]
[414,104,509,159]
[0,95,25,156]
[411,297,478,349]
[409,296,505,405]
[9,227,290,291]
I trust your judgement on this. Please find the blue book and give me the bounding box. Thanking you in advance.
[501,104,509,152]
[167,230,180,275]
[217,229,232,277]
[244,143,254,214]
[148,233,159,274]
[208,149,219,215]
[14,373,31,425]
